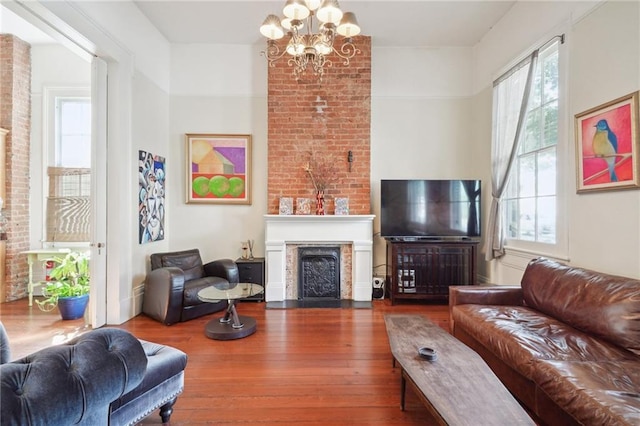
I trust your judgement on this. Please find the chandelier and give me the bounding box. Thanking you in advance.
[260,0,361,81]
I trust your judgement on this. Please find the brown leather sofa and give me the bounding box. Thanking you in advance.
[143,248,239,325]
[449,257,640,426]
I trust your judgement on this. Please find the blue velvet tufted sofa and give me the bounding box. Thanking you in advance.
[0,321,187,425]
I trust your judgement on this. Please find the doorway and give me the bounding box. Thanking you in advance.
[1,3,108,326]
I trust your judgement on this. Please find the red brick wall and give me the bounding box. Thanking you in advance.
[267,36,371,214]
[0,35,31,302]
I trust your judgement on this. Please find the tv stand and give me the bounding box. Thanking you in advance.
[387,236,476,243]
[386,240,478,304]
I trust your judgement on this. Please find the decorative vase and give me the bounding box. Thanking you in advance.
[57,294,89,320]
[315,190,325,215]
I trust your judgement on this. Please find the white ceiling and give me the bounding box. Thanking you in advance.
[3,1,516,48]
[134,0,516,47]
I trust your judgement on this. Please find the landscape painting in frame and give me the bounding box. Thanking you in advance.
[575,91,639,193]
[139,150,166,244]
[186,134,252,204]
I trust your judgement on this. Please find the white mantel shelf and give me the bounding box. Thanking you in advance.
[264,215,375,302]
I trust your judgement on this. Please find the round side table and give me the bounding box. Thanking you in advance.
[197,283,263,340]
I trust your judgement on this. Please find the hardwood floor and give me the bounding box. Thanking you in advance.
[1,298,451,425]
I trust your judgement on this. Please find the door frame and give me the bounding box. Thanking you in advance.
[5,0,135,325]
[90,57,108,327]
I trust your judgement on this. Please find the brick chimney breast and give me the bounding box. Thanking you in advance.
[267,36,371,215]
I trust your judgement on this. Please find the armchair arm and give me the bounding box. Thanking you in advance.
[204,259,239,284]
[143,267,185,325]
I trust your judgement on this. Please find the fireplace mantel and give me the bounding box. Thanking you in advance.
[264,215,375,302]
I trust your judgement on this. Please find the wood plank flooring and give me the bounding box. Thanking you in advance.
[1,298,451,425]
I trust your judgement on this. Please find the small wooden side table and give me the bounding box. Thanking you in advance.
[235,257,265,302]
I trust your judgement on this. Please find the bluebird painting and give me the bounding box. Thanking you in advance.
[592,119,618,182]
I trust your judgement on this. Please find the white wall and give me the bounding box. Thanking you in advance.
[371,46,478,276]
[79,5,172,321]
[168,42,479,276]
[132,71,170,286]
[568,1,640,277]
[472,1,601,94]
[473,0,640,282]
[168,43,268,262]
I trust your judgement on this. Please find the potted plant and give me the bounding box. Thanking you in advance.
[36,251,90,320]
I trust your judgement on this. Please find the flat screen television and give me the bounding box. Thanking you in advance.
[380,179,481,241]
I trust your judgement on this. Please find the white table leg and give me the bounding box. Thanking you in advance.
[27,254,34,307]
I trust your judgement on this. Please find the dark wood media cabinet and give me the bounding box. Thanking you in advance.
[386,240,478,304]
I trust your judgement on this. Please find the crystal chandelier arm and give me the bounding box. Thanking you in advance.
[310,54,327,80]
[261,40,289,66]
[332,38,361,65]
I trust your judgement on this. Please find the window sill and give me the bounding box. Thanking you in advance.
[503,244,569,262]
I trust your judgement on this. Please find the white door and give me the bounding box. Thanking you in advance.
[89,57,108,327]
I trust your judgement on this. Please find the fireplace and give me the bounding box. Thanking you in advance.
[298,246,340,300]
[264,215,375,302]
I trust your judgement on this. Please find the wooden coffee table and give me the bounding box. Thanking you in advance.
[384,314,534,425]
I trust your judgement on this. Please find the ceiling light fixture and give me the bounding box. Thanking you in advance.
[260,0,361,81]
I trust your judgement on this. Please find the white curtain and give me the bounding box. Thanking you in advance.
[485,50,539,261]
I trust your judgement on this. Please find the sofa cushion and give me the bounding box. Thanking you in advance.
[110,340,187,414]
[532,360,640,425]
[452,304,637,379]
[521,258,640,354]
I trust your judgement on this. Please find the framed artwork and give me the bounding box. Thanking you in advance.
[139,150,165,244]
[296,198,311,215]
[575,91,639,193]
[185,134,252,204]
[334,197,349,215]
[279,197,293,215]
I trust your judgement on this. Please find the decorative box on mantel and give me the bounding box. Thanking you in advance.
[264,215,375,302]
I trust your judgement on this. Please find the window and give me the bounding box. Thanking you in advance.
[55,98,91,167]
[46,97,91,242]
[504,41,560,245]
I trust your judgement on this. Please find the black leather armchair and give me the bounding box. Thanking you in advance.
[143,248,239,325]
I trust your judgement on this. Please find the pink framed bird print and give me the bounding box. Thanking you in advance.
[575,91,639,193]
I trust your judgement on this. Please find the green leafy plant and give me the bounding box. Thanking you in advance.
[36,251,90,312]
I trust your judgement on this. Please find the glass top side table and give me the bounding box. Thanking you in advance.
[197,283,263,340]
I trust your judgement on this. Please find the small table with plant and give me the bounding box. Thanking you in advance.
[21,248,71,306]
[197,283,263,340]
[35,251,90,320]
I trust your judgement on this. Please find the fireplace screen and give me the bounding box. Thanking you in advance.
[298,246,340,299]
